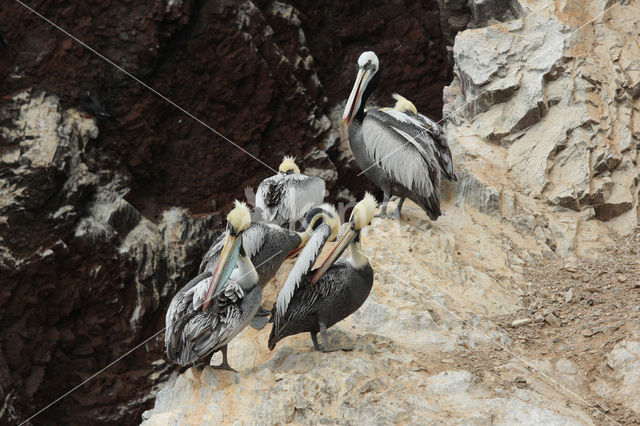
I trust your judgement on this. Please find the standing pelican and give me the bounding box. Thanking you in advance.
[198,203,340,329]
[268,193,377,352]
[255,156,325,227]
[342,51,457,220]
[165,201,259,370]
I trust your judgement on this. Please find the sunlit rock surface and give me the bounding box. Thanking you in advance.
[142,200,593,424]
[446,0,640,256]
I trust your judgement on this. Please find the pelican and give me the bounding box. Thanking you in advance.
[255,156,326,227]
[342,51,457,220]
[198,203,340,329]
[268,193,377,352]
[165,201,259,370]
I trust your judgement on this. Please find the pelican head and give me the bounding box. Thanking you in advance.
[288,204,340,258]
[202,200,251,310]
[392,93,417,114]
[279,155,300,175]
[343,51,380,127]
[310,193,376,284]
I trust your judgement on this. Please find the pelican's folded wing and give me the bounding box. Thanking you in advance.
[165,271,211,359]
[280,175,326,223]
[272,223,331,330]
[413,112,457,181]
[362,109,442,203]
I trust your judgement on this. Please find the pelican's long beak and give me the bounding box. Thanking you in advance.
[310,225,357,285]
[342,68,371,128]
[286,245,302,259]
[202,232,242,310]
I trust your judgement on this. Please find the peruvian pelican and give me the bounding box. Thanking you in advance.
[165,201,259,370]
[198,203,340,329]
[268,193,377,352]
[342,51,457,220]
[255,156,326,227]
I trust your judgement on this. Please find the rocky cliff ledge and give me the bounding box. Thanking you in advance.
[0,0,450,423]
[143,0,640,424]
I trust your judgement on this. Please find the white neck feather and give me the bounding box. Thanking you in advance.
[348,240,369,269]
[231,255,258,289]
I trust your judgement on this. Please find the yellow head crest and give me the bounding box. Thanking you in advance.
[279,155,300,174]
[392,93,417,114]
[352,192,377,230]
[227,200,251,233]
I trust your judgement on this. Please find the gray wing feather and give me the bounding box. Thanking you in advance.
[256,173,325,225]
[376,109,457,182]
[414,112,457,181]
[165,271,211,361]
[255,175,284,223]
[182,283,244,360]
[279,175,325,223]
[240,224,268,259]
[166,277,257,365]
[363,111,441,200]
[273,223,331,329]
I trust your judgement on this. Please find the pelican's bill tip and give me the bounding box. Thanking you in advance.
[357,51,379,69]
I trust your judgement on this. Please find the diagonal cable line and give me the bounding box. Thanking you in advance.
[365,252,621,425]
[20,249,283,425]
[356,0,625,178]
[14,0,278,174]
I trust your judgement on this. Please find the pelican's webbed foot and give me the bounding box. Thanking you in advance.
[211,346,237,372]
[321,346,353,353]
[318,322,353,353]
[212,362,237,372]
[390,197,405,220]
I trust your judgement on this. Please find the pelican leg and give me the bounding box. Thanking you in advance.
[310,332,320,351]
[391,197,405,219]
[250,306,270,330]
[375,192,391,217]
[319,322,353,353]
[179,360,204,374]
[256,306,270,316]
[212,346,236,372]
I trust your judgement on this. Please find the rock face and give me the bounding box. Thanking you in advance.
[445,0,640,256]
[143,0,640,424]
[0,92,215,424]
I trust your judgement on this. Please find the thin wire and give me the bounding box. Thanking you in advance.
[13,0,278,174]
[356,0,625,177]
[20,249,283,425]
[365,252,620,424]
